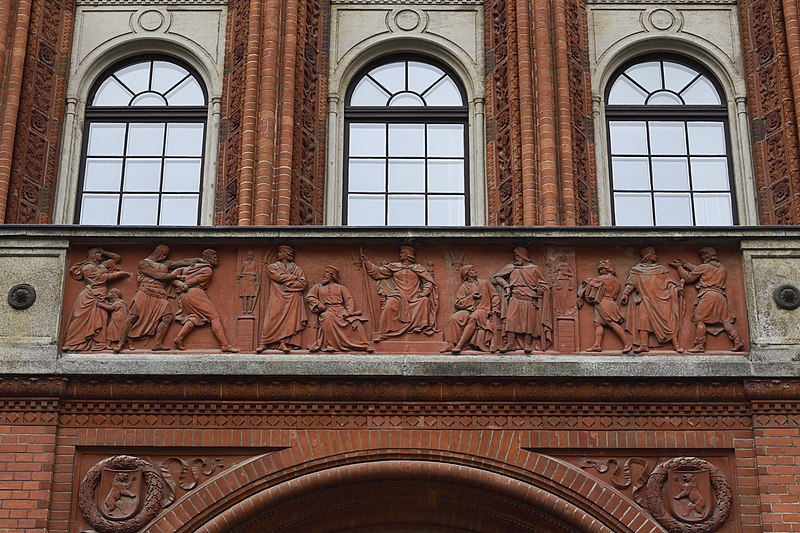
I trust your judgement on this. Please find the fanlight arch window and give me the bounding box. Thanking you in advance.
[77,57,208,225]
[606,57,736,226]
[345,57,469,226]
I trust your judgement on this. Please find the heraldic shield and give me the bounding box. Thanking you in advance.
[668,469,713,522]
[98,467,143,520]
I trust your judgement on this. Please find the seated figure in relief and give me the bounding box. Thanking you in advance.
[442,264,500,354]
[306,265,373,353]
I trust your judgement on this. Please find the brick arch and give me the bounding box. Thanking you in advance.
[145,439,664,533]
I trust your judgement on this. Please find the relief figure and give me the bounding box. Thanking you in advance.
[257,245,307,353]
[577,260,632,353]
[670,247,744,352]
[552,257,576,316]
[172,249,239,352]
[360,246,439,341]
[237,250,260,315]
[63,248,131,351]
[103,472,137,516]
[128,245,200,351]
[621,247,684,353]
[491,247,553,353]
[307,265,373,352]
[442,264,500,353]
[97,288,131,353]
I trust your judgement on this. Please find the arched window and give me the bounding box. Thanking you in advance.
[344,57,469,226]
[77,57,207,225]
[606,56,736,226]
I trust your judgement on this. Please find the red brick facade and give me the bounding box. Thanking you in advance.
[1,0,800,530]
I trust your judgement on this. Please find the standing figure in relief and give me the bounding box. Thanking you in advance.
[98,288,132,353]
[670,247,744,352]
[491,247,553,353]
[128,245,199,350]
[306,265,372,352]
[63,248,131,351]
[172,249,239,353]
[577,260,632,353]
[237,250,259,315]
[360,246,439,341]
[442,264,500,353]
[621,246,684,353]
[257,245,308,353]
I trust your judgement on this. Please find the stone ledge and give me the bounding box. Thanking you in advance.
[0,353,793,378]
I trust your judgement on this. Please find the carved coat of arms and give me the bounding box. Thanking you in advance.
[97,467,143,520]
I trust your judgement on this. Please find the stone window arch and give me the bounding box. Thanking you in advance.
[76,56,208,225]
[605,54,737,226]
[344,55,470,226]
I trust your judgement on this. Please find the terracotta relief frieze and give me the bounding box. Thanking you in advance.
[60,242,750,356]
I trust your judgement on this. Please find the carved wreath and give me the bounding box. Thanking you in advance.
[78,455,165,533]
[643,456,732,533]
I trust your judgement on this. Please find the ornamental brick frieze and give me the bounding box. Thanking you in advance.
[74,450,267,532]
[60,242,750,356]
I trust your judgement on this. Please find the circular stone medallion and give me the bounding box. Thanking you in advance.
[395,10,421,31]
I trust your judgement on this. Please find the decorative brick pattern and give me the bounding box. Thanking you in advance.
[4,0,73,224]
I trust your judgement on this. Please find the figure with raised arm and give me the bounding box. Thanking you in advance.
[670,247,744,353]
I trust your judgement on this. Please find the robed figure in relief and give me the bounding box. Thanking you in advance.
[360,246,439,341]
[491,247,553,353]
[307,265,372,352]
[443,264,500,353]
[621,247,684,353]
[63,248,131,351]
[257,245,308,353]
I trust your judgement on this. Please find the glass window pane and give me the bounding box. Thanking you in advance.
[348,159,385,192]
[681,76,721,105]
[389,93,425,107]
[350,77,390,106]
[647,91,682,105]
[163,159,202,192]
[614,193,653,226]
[127,123,165,156]
[652,157,689,190]
[124,159,162,192]
[369,62,405,94]
[427,124,464,157]
[83,158,123,191]
[388,195,425,225]
[649,122,686,155]
[92,77,133,106]
[87,123,126,156]
[428,195,465,226]
[160,195,199,225]
[694,193,733,225]
[688,122,725,155]
[388,124,425,156]
[607,77,647,105]
[115,61,151,95]
[131,92,167,107]
[407,62,445,94]
[120,194,159,225]
[609,121,647,154]
[428,160,465,193]
[151,61,189,94]
[625,62,662,93]
[611,157,649,190]
[424,77,463,106]
[388,159,425,192]
[348,194,385,225]
[349,124,386,156]
[165,77,205,106]
[80,194,119,224]
[165,123,204,156]
[691,157,730,190]
[654,193,693,225]
[663,61,698,93]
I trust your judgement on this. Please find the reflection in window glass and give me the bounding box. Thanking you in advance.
[78,58,207,225]
[606,57,734,226]
[346,57,468,226]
